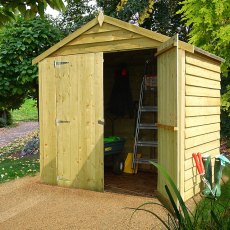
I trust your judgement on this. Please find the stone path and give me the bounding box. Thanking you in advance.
[0,122,39,147]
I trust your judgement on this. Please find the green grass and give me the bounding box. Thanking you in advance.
[0,131,39,183]
[11,98,38,122]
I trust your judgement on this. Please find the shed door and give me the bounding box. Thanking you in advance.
[55,53,104,191]
[157,35,180,197]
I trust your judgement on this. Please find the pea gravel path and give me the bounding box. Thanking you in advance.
[0,122,39,147]
[0,175,167,230]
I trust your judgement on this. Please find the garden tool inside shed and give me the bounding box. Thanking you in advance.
[192,153,215,197]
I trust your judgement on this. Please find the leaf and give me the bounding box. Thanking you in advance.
[150,161,193,228]
[165,185,183,225]
[211,210,222,228]
[38,2,45,18]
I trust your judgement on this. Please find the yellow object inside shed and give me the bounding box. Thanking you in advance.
[124,153,141,174]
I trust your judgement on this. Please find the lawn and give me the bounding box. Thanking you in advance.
[11,98,38,122]
[0,131,39,183]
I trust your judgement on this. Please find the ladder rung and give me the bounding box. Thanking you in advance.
[134,158,158,164]
[140,106,157,112]
[137,141,158,147]
[139,123,157,129]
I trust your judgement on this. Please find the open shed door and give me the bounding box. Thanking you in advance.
[157,35,184,199]
[40,53,104,192]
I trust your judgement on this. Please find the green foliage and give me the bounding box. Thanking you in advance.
[0,131,39,183]
[0,0,65,26]
[97,0,153,24]
[179,0,230,73]
[179,0,230,140]
[145,0,190,41]
[131,162,230,229]
[11,98,38,122]
[0,17,64,110]
[55,0,96,34]
[97,0,189,41]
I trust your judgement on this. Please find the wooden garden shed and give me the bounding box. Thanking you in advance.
[33,13,223,201]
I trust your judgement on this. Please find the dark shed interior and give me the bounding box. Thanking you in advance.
[103,49,158,196]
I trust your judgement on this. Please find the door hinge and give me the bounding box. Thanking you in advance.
[54,61,69,67]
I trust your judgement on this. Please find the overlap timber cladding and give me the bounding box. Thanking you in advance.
[184,52,221,200]
[51,23,161,57]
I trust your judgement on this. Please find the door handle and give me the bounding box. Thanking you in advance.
[98,120,104,125]
[56,119,70,124]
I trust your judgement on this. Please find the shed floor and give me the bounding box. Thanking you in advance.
[104,171,157,197]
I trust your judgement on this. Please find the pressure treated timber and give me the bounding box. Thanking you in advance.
[56,56,71,187]
[157,35,179,200]
[67,29,142,46]
[186,64,221,81]
[184,177,201,192]
[185,140,220,160]
[39,58,57,185]
[67,53,104,191]
[194,47,224,63]
[177,48,186,200]
[185,115,220,127]
[186,96,220,107]
[51,37,161,57]
[186,52,221,73]
[85,23,120,34]
[35,13,223,202]
[184,183,201,201]
[32,18,98,65]
[185,123,220,138]
[185,167,200,182]
[40,53,104,191]
[104,15,168,43]
[186,107,220,117]
[186,75,220,90]
[185,131,220,149]
[186,86,219,98]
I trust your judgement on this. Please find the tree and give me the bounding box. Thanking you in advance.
[0,0,65,26]
[179,0,230,139]
[55,0,96,35]
[179,0,230,72]
[0,17,64,110]
[97,0,154,24]
[96,0,189,41]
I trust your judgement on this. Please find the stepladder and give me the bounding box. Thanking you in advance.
[132,60,158,173]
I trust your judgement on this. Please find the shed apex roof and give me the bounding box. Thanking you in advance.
[32,14,224,65]
[32,15,169,65]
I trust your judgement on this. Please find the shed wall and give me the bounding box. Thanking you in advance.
[157,45,178,198]
[184,52,221,200]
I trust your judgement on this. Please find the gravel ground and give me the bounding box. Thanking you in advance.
[0,175,168,230]
[0,122,39,147]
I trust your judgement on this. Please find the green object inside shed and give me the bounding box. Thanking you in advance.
[104,136,122,143]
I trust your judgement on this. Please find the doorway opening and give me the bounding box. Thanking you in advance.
[103,49,158,197]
